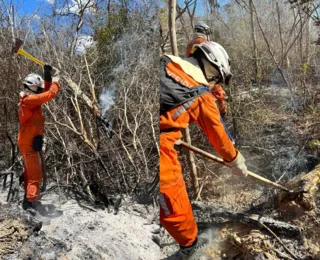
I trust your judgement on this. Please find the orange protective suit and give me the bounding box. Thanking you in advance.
[186,36,206,58]
[18,80,59,202]
[160,55,237,247]
[212,84,227,115]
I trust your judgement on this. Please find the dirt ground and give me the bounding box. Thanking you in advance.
[0,180,160,260]
[160,166,320,260]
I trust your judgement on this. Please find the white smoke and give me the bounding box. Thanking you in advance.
[99,83,116,116]
[75,35,96,55]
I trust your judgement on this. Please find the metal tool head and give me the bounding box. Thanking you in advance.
[12,38,23,53]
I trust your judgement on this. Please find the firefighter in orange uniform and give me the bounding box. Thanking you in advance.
[186,21,212,58]
[160,41,248,259]
[18,65,59,210]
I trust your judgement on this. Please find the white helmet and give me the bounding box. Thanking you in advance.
[23,73,44,93]
[195,41,232,84]
[194,21,212,36]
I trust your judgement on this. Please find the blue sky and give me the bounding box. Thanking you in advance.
[17,0,231,15]
[7,0,54,21]
[175,0,230,16]
[20,0,44,12]
[15,0,51,14]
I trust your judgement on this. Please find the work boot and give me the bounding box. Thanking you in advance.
[22,195,37,216]
[180,228,216,260]
[113,196,122,215]
[22,194,29,210]
[26,204,37,216]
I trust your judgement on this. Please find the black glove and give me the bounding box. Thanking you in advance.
[43,64,53,82]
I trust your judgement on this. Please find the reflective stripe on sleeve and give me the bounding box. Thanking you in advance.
[159,193,171,216]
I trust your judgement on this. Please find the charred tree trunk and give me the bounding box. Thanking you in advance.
[192,201,302,237]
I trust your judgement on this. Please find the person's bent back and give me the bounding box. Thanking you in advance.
[160,41,248,259]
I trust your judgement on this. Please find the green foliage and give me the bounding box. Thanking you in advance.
[308,140,320,148]
[95,6,129,49]
[299,63,310,73]
[92,3,131,83]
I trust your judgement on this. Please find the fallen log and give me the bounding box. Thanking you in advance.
[192,201,302,237]
[280,164,320,211]
[247,164,320,213]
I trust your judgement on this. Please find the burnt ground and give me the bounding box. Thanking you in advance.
[0,179,160,260]
[160,166,320,260]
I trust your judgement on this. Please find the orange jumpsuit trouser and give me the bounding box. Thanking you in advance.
[160,130,198,247]
[159,93,237,247]
[20,145,42,202]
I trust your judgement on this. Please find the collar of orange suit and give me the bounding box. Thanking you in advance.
[19,91,30,98]
[166,55,209,87]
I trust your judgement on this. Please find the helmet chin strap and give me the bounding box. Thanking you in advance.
[24,85,43,94]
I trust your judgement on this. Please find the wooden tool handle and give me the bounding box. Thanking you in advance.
[246,171,290,192]
[175,139,291,192]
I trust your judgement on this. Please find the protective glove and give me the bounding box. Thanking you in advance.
[52,66,60,83]
[43,64,60,83]
[43,64,53,82]
[51,66,60,77]
[224,151,248,177]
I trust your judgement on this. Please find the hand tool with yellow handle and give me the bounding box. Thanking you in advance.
[12,38,45,67]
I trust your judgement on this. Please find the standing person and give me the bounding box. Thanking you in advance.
[18,65,59,211]
[160,41,248,259]
[186,21,212,58]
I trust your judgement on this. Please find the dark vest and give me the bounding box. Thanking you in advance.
[160,56,209,115]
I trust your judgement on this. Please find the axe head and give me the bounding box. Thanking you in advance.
[12,38,23,53]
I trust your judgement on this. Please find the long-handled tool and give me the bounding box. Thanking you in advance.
[175,139,302,194]
[12,38,45,67]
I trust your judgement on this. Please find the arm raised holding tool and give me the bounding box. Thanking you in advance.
[17,64,60,212]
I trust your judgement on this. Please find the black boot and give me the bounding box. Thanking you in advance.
[22,194,29,210]
[22,194,37,215]
[113,196,122,215]
[180,228,216,260]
